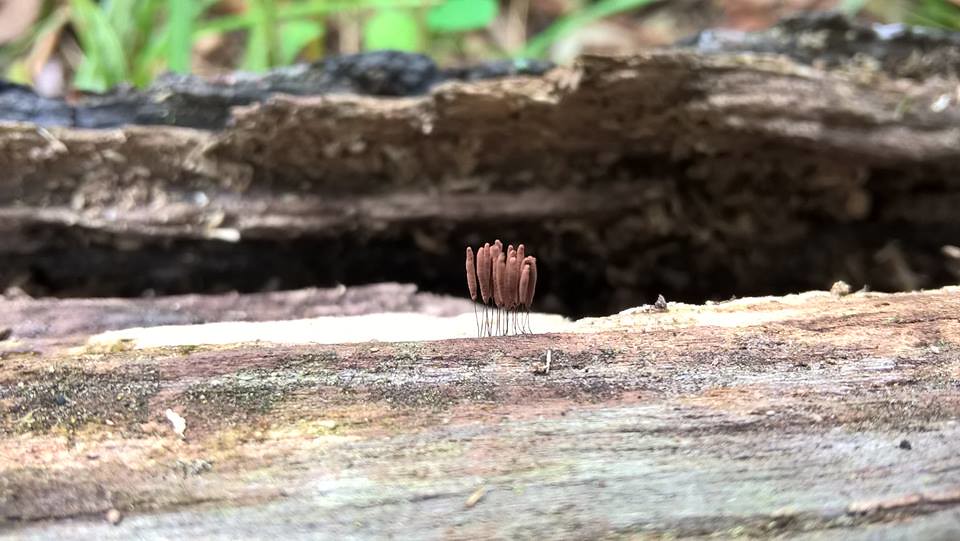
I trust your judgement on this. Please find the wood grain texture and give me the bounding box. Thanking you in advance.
[2,287,959,538]
[2,46,960,314]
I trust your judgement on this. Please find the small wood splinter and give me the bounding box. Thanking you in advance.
[465,239,538,337]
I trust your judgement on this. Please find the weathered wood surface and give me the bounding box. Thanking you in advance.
[0,52,554,130]
[0,283,471,348]
[681,11,960,79]
[3,15,960,315]
[2,286,960,538]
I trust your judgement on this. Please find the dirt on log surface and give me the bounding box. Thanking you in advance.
[1,286,960,538]
[2,14,960,317]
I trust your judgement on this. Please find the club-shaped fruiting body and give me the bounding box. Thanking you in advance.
[478,243,492,304]
[465,247,477,301]
[522,256,537,309]
[465,240,538,337]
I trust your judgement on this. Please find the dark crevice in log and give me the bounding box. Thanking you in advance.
[3,219,960,318]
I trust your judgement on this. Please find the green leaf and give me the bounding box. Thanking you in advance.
[279,20,325,65]
[103,0,137,47]
[364,9,422,51]
[74,56,109,92]
[242,0,277,71]
[133,1,216,85]
[133,0,163,39]
[909,0,960,29]
[132,27,169,86]
[69,0,129,90]
[427,0,497,33]
[6,61,31,85]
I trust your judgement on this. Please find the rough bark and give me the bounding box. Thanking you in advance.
[0,52,554,130]
[2,14,960,316]
[2,286,959,538]
[681,11,960,79]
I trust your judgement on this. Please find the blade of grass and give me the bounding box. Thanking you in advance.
[167,0,194,73]
[242,0,273,71]
[198,0,437,37]
[134,0,162,38]
[908,10,955,29]
[520,0,655,59]
[910,0,960,28]
[133,0,215,85]
[74,56,107,91]
[262,0,279,67]
[69,0,129,90]
[104,0,137,47]
[280,20,325,64]
[132,28,169,86]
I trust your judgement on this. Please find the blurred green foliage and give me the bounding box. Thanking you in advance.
[65,0,215,89]
[844,0,960,28]
[427,0,498,32]
[521,0,654,58]
[6,0,960,93]
[907,0,960,29]
[9,0,666,92]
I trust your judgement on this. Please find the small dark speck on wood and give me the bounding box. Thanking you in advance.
[900,439,912,450]
[0,327,11,341]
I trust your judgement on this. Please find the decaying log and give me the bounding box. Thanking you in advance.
[2,15,960,316]
[1,286,960,538]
